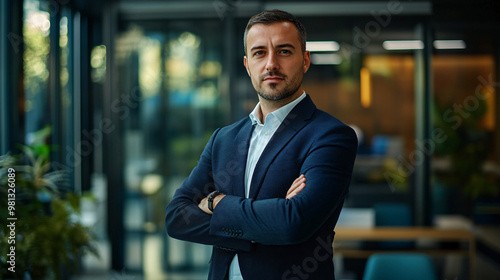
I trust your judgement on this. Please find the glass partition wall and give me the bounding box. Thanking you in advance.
[115,19,229,273]
[301,17,426,225]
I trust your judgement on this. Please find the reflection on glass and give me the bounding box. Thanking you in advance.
[90,45,106,83]
[139,38,161,97]
[60,16,69,109]
[116,23,226,272]
[165,32,200,102]
[432,55,498,209]
[23,0,50,140]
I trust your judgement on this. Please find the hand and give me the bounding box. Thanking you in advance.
[198,197,210,214]
[198,193,226,215]
[286,174,306,199]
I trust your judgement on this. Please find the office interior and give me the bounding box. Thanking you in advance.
[1,0,500,279]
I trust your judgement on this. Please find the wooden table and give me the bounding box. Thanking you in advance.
[334,227,476,279]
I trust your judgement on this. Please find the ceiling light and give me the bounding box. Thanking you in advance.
[311,53,342,65]
[306,41,340,52]
[383,40,424,50]
[433,40,466,49]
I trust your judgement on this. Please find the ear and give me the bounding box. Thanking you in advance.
[244,56,251,77]
[303,51,311,73]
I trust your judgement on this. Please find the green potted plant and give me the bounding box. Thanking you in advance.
[0,127,98,279]
[432,96,498,216]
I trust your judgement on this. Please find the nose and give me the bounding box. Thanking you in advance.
[265,52,279,72]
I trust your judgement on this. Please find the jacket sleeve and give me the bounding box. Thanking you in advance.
[165,128,252,252]
[209,124,358,245]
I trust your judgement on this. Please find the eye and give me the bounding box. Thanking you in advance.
[280,49,291,55]
[253,51,264,57]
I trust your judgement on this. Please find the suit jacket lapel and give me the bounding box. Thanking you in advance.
[231,118,253,197]
[248,95,316,199]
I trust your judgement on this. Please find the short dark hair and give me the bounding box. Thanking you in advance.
[244,9,307,55]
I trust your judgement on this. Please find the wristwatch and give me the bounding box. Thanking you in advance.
[207,190,221,212]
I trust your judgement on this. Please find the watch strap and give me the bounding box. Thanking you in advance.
[207,190,220,212]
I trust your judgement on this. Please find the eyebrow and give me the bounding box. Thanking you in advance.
[250,43,297,53]
[276,43,296,50]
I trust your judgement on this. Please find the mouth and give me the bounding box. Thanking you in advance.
[264,76,284,82]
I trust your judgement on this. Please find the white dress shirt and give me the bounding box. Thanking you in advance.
[228,93,306,280]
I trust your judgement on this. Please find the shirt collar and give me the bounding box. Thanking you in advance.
[249,92,306,126]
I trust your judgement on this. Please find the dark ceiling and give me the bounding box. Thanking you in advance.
[70,0,500,54]
[73,0,500,23]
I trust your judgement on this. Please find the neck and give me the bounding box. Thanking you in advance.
[258,89,303,122]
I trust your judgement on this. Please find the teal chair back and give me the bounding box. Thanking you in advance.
[363,253,438,280]
[374,203,412,227]
[373,203,414,249]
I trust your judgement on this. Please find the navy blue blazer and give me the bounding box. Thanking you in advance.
[165,95,358,280]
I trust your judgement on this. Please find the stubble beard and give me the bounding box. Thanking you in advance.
[253,71,303,102]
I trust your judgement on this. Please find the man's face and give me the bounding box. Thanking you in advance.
[244,22,310,102]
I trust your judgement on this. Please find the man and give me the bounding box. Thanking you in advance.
[165,9,357,280]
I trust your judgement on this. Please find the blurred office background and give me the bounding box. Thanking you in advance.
[1,0,500,279]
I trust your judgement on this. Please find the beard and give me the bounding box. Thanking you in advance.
[253,70,303,101]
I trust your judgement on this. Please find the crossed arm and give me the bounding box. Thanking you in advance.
[198,174,307,214]
[166,124,357,248]
[165,173,309,252]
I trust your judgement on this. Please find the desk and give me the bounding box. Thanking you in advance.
[334,227,476,280]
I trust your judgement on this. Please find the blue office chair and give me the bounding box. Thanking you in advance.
[362,253,438,280]
[374,203,412,227]
[372,202,414,249]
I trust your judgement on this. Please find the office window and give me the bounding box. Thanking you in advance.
[59,10,74,170]
[23,0,50,142]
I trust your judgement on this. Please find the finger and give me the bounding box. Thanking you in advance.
[286,182,306,199]
[292,174,305,184]
[287,176,305,196]
[287,181,306,198]
[198,197,207,208]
